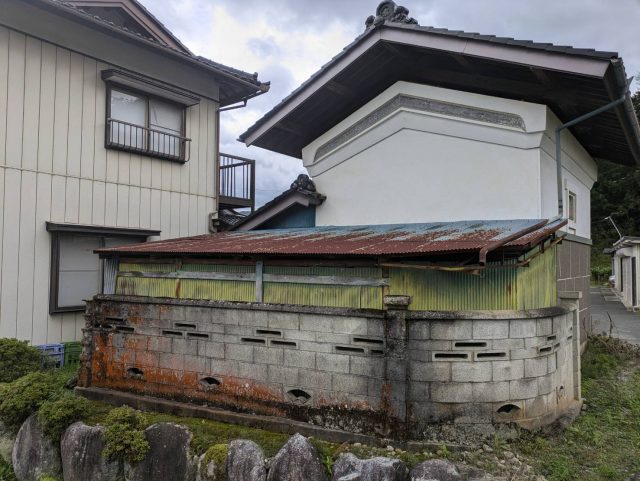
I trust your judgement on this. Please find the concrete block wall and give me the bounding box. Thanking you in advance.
[407,310,577,435]
[82,296,579,440]
[83,297,397,435]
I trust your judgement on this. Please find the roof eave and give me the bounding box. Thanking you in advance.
[239,23,614,152]
[31,0,268,104]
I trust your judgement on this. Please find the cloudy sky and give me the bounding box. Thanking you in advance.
[143,0,640,206]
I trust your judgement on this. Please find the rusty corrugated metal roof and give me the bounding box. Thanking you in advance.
[97,219,566,258]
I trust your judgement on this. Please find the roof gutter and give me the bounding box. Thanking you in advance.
[555,67,634,217]
[477,219,549,266]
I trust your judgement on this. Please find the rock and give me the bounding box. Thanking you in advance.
[125,423,196,481]
[196,444,228,481]
[11,414,62,481]
[332,453,408,481]
[266,433,327,481]
[226,440,266,481]
[0,422,14,465]
[410,459,461,481]
[61,422,123,481]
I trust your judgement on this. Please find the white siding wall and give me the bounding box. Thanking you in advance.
[0,27,218,343]
[303,81,597,236]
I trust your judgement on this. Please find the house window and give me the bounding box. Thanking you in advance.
[568,191,577,222]
[47,224,159,313]
[107,86,189,161]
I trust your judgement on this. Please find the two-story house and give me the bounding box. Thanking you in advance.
[0,0,267,344]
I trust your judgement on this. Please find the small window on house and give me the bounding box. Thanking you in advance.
[107,86,189,161]
[47,224,158,314]
[568,191,577,222]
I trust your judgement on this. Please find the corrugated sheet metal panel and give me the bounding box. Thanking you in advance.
[263,283,381,309]
[119,263,177,272]
[99,219,565,257]
[179,279,255,302]
[181,264,255,273]
[263,266,381,277]
[516,246,557,309]
[391,263,518,311]
[390,248,557,311]
[115,277,177,298]
[103,258,118,295]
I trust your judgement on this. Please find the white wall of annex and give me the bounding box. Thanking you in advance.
[314,127,541,226]
[0,26,218,344]
[305,81,597,236]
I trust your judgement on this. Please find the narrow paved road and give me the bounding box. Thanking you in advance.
[591,287,640,345]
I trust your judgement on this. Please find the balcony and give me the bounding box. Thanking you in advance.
[106,118,190,162]
[219,153,256,211]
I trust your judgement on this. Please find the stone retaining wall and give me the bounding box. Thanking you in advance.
[81,295,581,440]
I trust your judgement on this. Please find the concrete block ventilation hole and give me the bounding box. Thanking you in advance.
[200,377,221,391]
[126,367,144,380]
[557,385,565,400]
[496,403,521,416]
[286,389,312,405]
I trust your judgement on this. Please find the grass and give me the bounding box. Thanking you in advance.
[514,335,640,481]
[0,457,17,481]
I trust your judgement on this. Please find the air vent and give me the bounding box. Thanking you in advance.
[546,335,557,341]
[433,352,469,360]
[106,317,125,324]
[175,322,197,330]
[162,330,183,337]
[454,341,487,348]
[352,337,384,345]
[97,323,114,330]
[287,389,311,404]
[497,403,521,415]
[538,345,552,354]
[241,337,266,344]
[475,351,506,360]
[270,340,297,348]
[187,332,209,339]
[335,345,365,354]
[370,349,384,356]
[116,326,135,333]
[200,377,221,391]
[126,367,144,379]
[256,329,282,336]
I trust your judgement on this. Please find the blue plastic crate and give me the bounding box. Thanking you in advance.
[37,343,65,368]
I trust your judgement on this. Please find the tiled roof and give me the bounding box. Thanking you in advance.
[42,0,265,88]
[98,218,566,258]
[240,21,617,143]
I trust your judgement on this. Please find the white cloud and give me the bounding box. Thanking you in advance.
[142,0,640,207]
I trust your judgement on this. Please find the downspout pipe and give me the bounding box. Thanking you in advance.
[555,76,633,217]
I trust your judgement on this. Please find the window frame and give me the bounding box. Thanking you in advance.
[105,83,190,162]
[567,190,577,223]
[47,223,160,314]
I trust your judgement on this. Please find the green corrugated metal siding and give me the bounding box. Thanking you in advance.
[180,279,255,302]
[389,247,557,311]
[181,264,255,273]
[113,248,557,310]
[263,283,382,309]
[262,266,383,309]
[263,266,382,277]
[116,277,177,298]
[516,246,557,309]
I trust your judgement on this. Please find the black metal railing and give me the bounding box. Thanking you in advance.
[106,118,191,162]
[219,153,255,211]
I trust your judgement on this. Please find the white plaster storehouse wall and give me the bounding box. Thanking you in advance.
[303,82,596,238]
